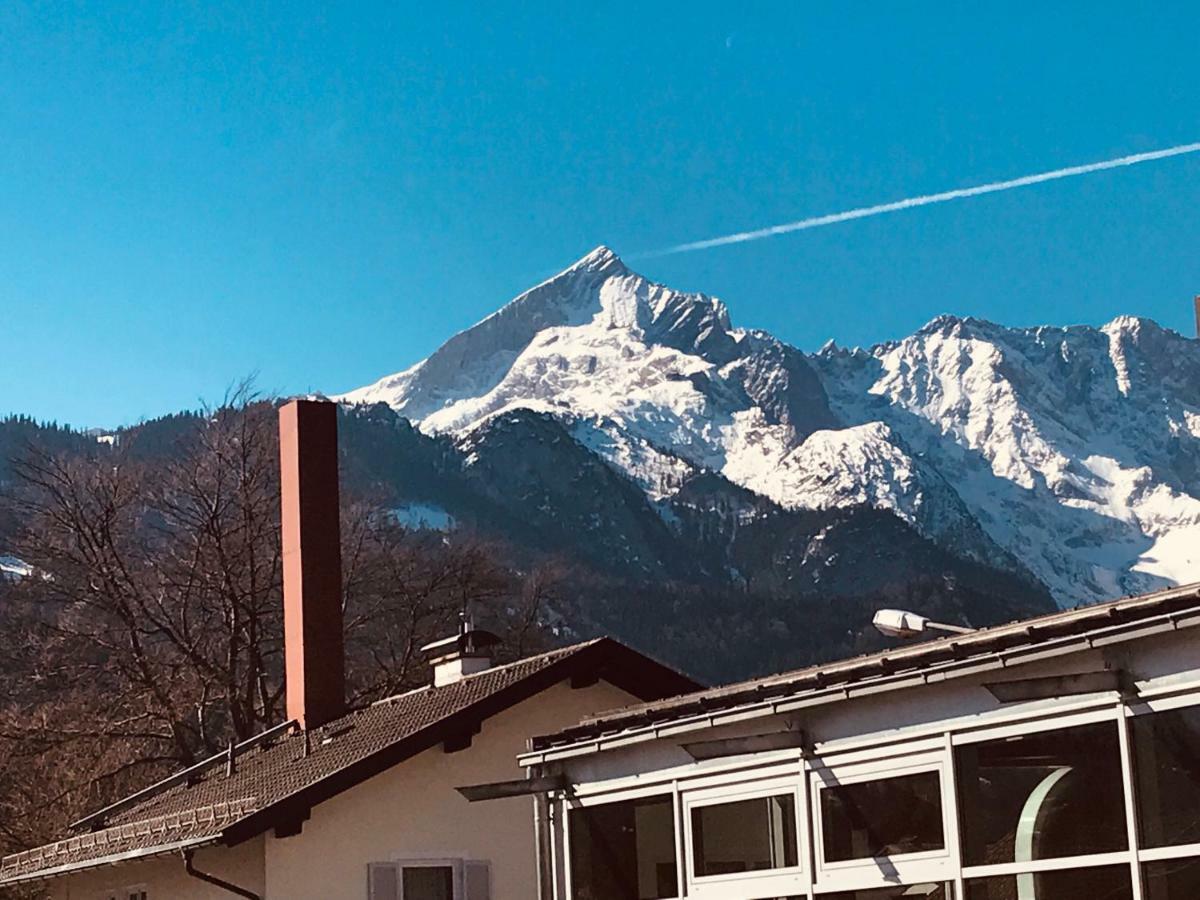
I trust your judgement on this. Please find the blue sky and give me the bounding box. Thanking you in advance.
[2,2,1198,427]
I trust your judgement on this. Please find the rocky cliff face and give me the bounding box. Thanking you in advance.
[339,247,1200,607]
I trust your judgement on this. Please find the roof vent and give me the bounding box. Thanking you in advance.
[421,611,501,687]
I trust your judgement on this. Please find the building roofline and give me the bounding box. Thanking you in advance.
[523,582,1200,762]
[0,837,219,887]
[220,637,700,846]
[0,637,699,887]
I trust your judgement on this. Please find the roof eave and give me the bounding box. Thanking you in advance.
[521,596,1200,765]
[0,835,219,888]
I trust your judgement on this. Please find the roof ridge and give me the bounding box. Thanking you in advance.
[370,638,603,707]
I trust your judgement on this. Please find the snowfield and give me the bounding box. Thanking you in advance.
[339,247,1200,606]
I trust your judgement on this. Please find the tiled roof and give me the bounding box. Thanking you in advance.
[529,582,1200,755]
[0,638,698,886]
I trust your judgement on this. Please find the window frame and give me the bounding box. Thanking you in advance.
[809,752,955,892]
[563,789,683,900]
[681,775,807,898]
[369,857,473,900]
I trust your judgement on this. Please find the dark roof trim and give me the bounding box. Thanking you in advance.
[221,638,697,846]
[528,583,1200,756]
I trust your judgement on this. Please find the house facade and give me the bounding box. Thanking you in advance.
[523,582,1200,900]
[0,399,699,900]
[5,648,682,899]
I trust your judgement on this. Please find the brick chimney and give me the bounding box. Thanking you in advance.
[1194,296,1199,338]
[279,399,345,730]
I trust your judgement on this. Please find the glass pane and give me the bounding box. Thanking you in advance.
[570,795,678,900]
[402,866,454,900]
[954,721,1127,866]
[820,884,952,899]
[1144,857,1200,900]
[820,770,945,862]
[1132,706,1200,848]
[965,863,1132,899]
[692,792,798,876]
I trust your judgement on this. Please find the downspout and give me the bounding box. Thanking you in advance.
[182,849,262,900]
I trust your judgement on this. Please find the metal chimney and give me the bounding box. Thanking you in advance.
[279,399,345,730]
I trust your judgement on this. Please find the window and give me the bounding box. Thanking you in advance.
[964,863,1133,899]
[954,721,1127,866]
[1131,705,1200,848]
[691,792,798,877]
[404,866,454,900]
[570,795,678,899]
[819,884,952,899]
[1143,858,1200,899]
[820,771,945,862]
[368,860,489,900]
[101,888,147,900]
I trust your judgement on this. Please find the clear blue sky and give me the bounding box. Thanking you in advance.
[3,2,1198,428]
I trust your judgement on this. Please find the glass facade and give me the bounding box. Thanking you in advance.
[820,885,952,899]
[570,795,678,900]
[820,771,945,862]
[691,793,799,876]
[964,864,1133,899]
[563,702,1200,899]
[1143,858,1200,899]
[1131,706,1200,848]
[955,721,1127,865]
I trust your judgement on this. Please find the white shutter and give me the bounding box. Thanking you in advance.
[368,862,400,900]
[463,860,491,900]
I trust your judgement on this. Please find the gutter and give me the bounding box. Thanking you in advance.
[0,837,216,887]
[521,598,1200,764]
[183,849,261,900]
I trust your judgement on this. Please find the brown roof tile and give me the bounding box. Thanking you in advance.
[0,638,698,886]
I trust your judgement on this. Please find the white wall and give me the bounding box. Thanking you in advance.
[50,836,265,900]
[263,680,634,900]
[44,678,635,900]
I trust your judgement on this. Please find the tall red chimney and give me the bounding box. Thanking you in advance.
[1194,296,1199,338]
[279,399,345,730]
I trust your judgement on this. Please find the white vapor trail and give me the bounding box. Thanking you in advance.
[633,142,1200,259]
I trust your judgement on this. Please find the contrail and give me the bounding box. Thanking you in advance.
[632,142,1200,259]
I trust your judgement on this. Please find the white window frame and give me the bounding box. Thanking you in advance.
[809,751,956,892]
[682,774,807,899]
[369,857,491,900]
[563,789,684,900]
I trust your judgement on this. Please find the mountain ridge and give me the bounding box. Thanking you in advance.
[340,246,1199,606]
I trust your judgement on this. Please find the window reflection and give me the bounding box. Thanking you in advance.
[691,793,798,876]
[570,795,678,900]
[1143,857,1200,899]
[820,770,945,862]
[955,721,1127,866]
[965,863,1133,899]
[1131,706,1200,848]
[820,884,952,899]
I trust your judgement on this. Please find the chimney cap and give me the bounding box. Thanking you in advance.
[420,627,502,659]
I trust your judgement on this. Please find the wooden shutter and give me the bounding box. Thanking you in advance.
[463,860,490,900]
[368,862,400,900]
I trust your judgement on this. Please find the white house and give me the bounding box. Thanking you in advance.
[0,400,698,900]
[522,581,1200,900]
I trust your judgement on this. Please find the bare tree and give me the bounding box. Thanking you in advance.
[0,391,556,854]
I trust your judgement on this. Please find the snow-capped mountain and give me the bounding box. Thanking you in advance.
[339,247,1200,606]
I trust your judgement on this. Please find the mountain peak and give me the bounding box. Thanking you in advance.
[561,244,626,278]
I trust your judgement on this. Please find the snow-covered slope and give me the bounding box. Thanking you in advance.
[814,315,1200,602]
[339,248,1200,605]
